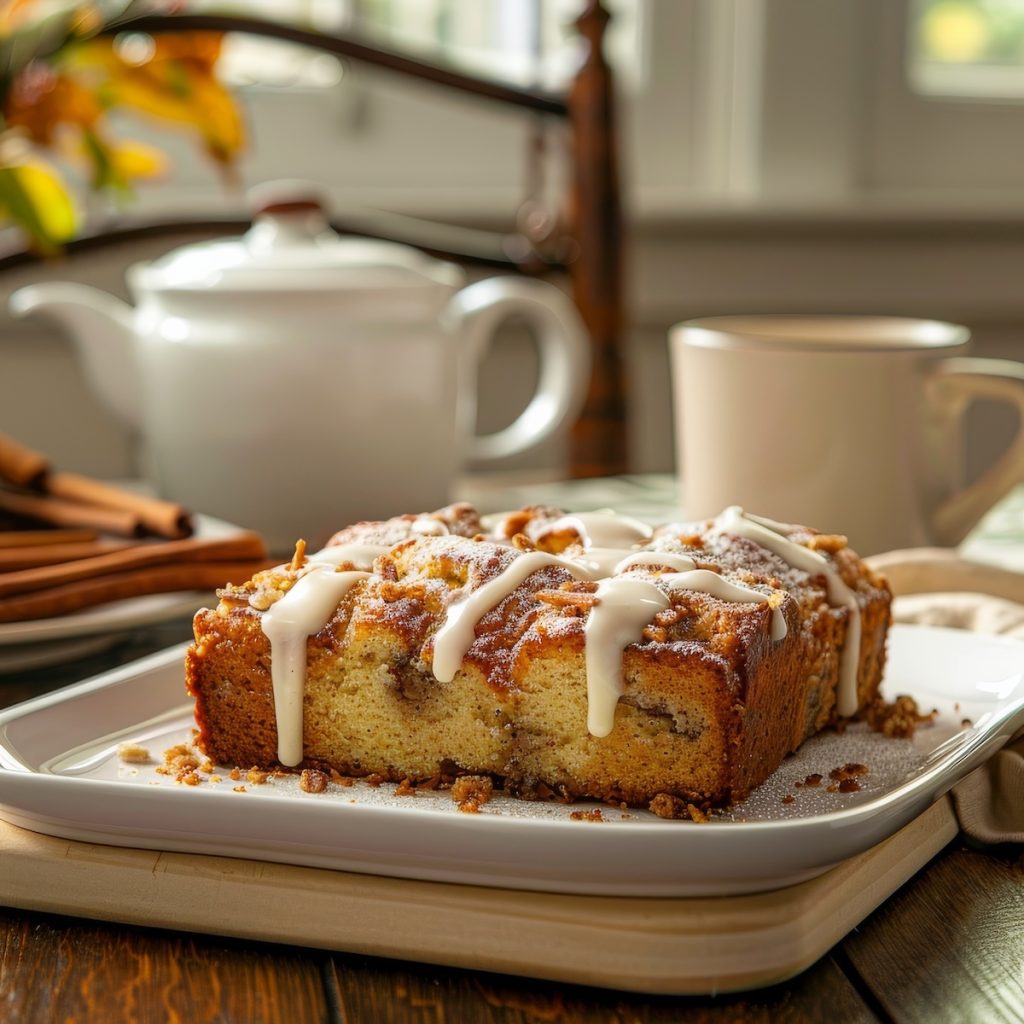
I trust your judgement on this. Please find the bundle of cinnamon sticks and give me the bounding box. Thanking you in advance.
[0,433,275,623]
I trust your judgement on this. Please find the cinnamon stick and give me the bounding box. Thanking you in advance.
[43,472,194,539]
[0,532,268,597]
[0,488,143,537]
[0,433,49,488]
[0,539,134,572]
[0,560,276,623]
[0,529,99,549]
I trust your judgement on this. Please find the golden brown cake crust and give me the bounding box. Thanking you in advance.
[186,505,892,809]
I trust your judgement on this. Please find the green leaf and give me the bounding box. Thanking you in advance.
[82,124,128,193]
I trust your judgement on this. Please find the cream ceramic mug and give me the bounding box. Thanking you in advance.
[669,315,1024,555]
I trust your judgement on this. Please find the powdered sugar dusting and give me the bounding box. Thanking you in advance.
[721,724,925,822]
[87,717,933,826]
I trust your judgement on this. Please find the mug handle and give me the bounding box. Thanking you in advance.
[928,356,1024,546]
[444,277,591,462]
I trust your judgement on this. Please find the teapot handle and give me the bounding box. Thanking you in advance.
[444,277,591,463]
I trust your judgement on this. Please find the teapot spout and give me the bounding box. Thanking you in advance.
[10,283,140,430]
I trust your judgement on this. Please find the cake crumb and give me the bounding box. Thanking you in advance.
[246,767,270,785]
[364,773,385,788]
[686,803,710,823]
[300,769,328,794]
[117,742,151,764]
[648,793,711,821]
[451,775,493,813]
[863,694,936,738]
[229,767,242,781]
[782,794,796,805]
[795,773,823,789]
[569,808,605,822]
[233,785,247,793]
[288,538,307,571]
[804,533,847,554]
[829,762,869,782]
[160,742,201,782]
[511,779,573,804]
[395,777,416,797]
[209,775,223,785]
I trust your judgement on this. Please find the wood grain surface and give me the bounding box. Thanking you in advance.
[843,845,1024,1024]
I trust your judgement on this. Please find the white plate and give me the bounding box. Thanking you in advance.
[0,514,245,671]
[0,624,1020,897]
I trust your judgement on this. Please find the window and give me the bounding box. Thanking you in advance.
[911,0,1024,100]
[186,0,641,91]
[861,0,1024,195]
[121,0,652,221]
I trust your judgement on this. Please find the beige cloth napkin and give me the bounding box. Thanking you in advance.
[867,550,1024,845]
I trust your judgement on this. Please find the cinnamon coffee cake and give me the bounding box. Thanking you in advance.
[185,504,891,812]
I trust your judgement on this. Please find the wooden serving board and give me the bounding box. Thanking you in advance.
[0,797,958,995]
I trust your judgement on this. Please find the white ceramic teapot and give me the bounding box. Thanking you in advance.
[10,187,590,552]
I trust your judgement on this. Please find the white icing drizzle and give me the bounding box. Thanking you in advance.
[716,506,861,715]
[584,578,669,737]
[432,551,592,682]
[663,570,788,643]
[541,510,654,549]
[583,559,787,738]
[540,511,655,577]
[411,516,449,536]
[260,567,369,765]
[310,542,389,570]
[614,550,698,574]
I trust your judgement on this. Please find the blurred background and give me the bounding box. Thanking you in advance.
[2,0,1023,487]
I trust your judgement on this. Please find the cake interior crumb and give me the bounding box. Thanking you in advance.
[117,742,151,764]
[451,775,494,813]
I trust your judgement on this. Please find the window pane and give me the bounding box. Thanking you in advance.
[182,0,640,91]
[910,0,1024,99]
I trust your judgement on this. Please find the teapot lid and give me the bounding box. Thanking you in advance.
[133,182,463,296]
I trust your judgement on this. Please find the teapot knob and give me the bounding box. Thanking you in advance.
[244,180,334,253]
[256,197,324,216]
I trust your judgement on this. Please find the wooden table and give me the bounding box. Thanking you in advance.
[1,620,1022,1024]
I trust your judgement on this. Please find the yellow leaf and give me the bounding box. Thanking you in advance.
[109,139,167,180]
[71,34,246,166]
[0,157,78,250]
[14,159,78,241]
[104,68,245,164]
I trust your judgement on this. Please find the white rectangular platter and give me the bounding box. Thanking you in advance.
[0,623,1021,898]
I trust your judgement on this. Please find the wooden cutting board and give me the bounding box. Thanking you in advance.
[0,796,958,995]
